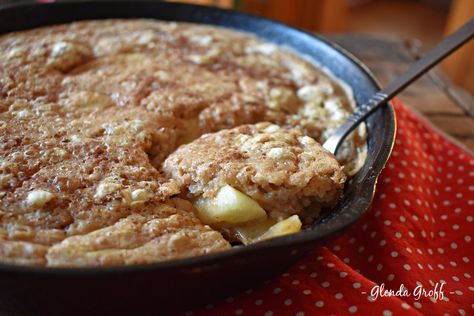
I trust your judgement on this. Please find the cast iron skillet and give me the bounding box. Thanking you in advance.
[0,1,396,315]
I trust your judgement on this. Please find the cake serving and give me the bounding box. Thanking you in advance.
[0,20,365,267]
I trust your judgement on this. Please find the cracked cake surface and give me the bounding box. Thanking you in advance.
[163,123,346,220]
[0,19,363,267]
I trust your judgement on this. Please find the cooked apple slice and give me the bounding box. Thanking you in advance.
[234,218,277,245]
[194,185,267,225]
[256,215,302,241]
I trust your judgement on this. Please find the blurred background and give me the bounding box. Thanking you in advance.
[4,0,470,93]
[1,0,473,149]
[172,0,473,96]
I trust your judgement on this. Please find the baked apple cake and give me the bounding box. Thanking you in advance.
[0,20,365,267]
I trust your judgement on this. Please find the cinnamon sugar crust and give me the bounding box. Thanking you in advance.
[0,20,361,266]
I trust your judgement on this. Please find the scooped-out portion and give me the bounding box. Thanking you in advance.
[0,19,363,267]
[162,123,346,244]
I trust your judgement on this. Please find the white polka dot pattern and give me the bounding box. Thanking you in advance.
[184,101,474,315]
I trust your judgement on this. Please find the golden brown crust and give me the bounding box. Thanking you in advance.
[0,19,359,267]
[46,198,230,267]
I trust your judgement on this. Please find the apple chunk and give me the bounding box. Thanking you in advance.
[234,218,277,245]
[194,185,267,225]
[257,215,302,241]
[235,215,302,244]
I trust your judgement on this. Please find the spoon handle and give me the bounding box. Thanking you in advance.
[323,18,474,154]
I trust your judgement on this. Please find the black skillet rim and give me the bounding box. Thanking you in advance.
[0,0,396,275]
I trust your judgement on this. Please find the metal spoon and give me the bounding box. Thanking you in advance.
[323,18,474,154]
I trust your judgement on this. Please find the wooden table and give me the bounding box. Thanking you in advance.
[329,34,474,152]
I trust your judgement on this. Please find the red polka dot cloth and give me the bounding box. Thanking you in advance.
[187,99,474,316]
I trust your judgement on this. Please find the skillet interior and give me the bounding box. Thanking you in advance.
[0,1,396,315]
